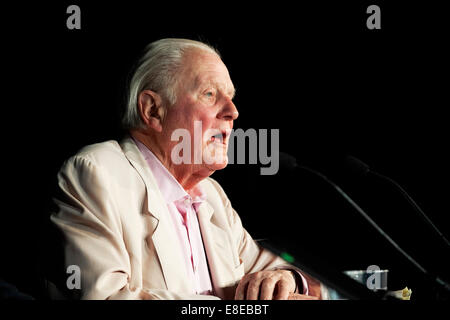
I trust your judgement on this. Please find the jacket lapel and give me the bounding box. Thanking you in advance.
[197,201,241,299]
[120,136,194,295]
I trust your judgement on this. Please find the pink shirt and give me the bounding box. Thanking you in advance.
[134,139,213,295]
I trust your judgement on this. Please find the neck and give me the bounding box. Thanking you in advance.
[130,130,213,191]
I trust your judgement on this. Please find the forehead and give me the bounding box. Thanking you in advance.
[181,49,235,95]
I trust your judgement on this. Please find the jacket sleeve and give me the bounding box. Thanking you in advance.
[50,155,219,300]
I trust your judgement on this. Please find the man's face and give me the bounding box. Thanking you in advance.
[162,49,238,172]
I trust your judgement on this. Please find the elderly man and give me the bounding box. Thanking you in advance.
[49,38,323,300]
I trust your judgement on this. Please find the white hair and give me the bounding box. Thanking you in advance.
[122,38,220,129]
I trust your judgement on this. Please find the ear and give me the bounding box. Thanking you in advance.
[137,90,165,132]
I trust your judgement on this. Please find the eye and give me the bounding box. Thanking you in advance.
[201,90,217,104]
[200,88,217,104]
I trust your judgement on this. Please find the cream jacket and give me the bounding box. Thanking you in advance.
[50,137,297,300]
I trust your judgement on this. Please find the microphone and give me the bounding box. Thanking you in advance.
[344,155,450,249]
[278,152,450,294]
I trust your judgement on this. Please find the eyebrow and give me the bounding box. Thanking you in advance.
[228,87,236,99]
[220,81,236,99]
[195,76,236,99]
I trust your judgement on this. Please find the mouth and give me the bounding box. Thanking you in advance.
[209,130,229,145]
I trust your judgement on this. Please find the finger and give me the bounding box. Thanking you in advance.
[246,279,261,300]
[234,278,249,300]
[288,293,320,300]
[259,278,277,300]
[274,281,291,300]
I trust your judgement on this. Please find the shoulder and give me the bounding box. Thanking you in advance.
[58,140,137,185]
[60,140,132,170]
[68,140,125,166]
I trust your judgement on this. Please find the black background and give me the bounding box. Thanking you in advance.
[1,1,449,301]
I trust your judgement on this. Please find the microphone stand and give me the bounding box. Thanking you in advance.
[298,164,450,296]
[268,154,450,299]
[371,169,450,249]
[346,155,450,249]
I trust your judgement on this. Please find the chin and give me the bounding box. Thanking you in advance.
[204,155,228,171]
[207,161,228,171]
[204,156,229,171]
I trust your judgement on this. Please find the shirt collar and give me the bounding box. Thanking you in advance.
[132,137,206,206]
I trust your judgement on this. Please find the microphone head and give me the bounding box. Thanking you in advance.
[278,152,371,180]
[279,152,299,171]
[344,155,371,177]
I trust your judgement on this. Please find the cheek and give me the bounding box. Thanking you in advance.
[184,107,216,142]
[164,105,196,133]
[164,107,185,128]
[170,96,218,139]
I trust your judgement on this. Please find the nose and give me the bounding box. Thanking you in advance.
[218,97,239,121]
